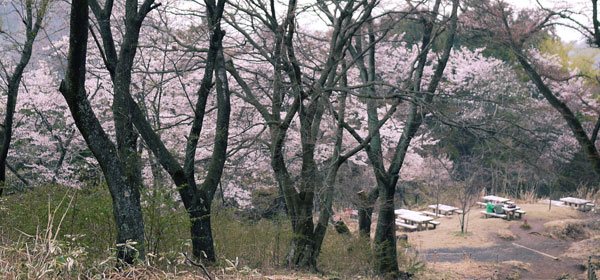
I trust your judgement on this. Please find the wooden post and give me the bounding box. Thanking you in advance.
[589,256,592,280]
[433,251,437,265]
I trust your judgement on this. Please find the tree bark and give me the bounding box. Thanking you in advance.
[373,181,398,275]
[116,0,230,262]
[60,0,145,264]
[368,0,458,276]
[357,188,378,238]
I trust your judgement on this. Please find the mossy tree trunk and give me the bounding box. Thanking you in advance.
[60,0,146,264]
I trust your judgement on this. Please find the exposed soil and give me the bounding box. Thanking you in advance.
[421,217,585,279]
[412,206,600,280]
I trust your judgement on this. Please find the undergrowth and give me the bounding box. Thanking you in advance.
[0,184,413,279]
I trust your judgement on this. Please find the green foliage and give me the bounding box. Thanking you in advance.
[398,245,426,276]
[405,252,425,275]
[0,184,115,261]
[539,37,600,78]
[212,210,291,268]
[141,184,189,258]
[1,185,380,278]
[249,187,285,219]
[318,233,375,276]
[520,222,531,230]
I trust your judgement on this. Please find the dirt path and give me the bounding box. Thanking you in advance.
[419,217,586,279]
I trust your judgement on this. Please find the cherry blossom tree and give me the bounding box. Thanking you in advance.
[463,0,600,191]
[337,0,459,275]
[224,0,385,270]
[0,0,52,196]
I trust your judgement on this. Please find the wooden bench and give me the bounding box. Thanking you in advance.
[421,211,445,218]
[480,210,506,219]
[428,220,441,229]
[515,209,526,219]
[454,209,464,214]
[476,202,487,208]
[396,221,417,231]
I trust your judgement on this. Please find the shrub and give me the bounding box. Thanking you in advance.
[520,223,531,230]
[0,184,384,278]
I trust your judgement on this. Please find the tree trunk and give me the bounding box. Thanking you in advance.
[286,206,317,270]
[0,165,5,196]
[357,188,378,238]
[373,183,398,276]
[189,203,216,262]
[0,1,45,196]
[111,181,146,264]
[61,0,145,264]
[0,86,17,197]
[120,0,230,262]
[358,207,374,237]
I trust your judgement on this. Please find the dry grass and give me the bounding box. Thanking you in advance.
[518,188,537,204]
[0,191,85,279]
[393,211,499,250]
[496,229,518,241]
[560,235,600,260]
[501,260,531,272]
[358,202,584,251]
[519,203,582,220]
[418,259,498,279]
[543,219,590,240]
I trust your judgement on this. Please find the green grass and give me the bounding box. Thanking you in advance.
[0,184,390,278]
[452,231,471,237]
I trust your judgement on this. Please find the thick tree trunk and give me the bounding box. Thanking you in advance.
[373,183,398,276]
[61,0,145,264]
[357,188,378,238]
[0,87,17,197]
[110,182,146,264]
[189,204,216,262]
[358,207,374,237]
[286,208,317,270]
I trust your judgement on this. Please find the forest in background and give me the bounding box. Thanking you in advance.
[1,0,600,278]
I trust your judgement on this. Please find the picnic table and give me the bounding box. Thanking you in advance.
[482,195,511,203]
[397,214,434,231]
[428,204,459,215]
[394,209,423,216]
[560,197,591,210]
[501,206,521,220]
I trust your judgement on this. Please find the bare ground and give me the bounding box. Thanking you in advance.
[392,202,599,280]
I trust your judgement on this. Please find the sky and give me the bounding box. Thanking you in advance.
[295,0,592,44]
[509,0,590,43]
